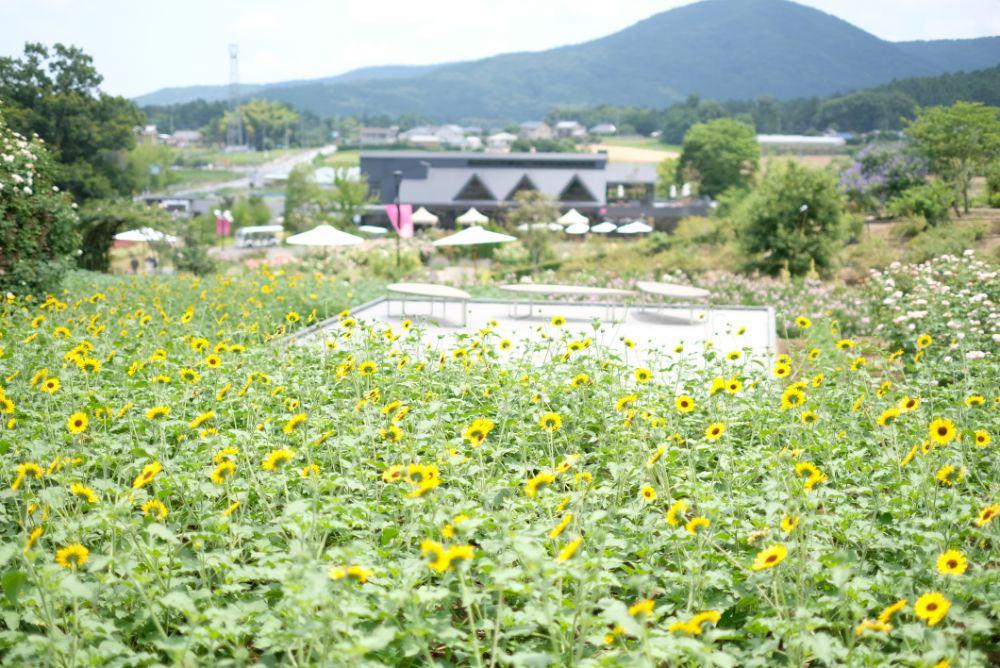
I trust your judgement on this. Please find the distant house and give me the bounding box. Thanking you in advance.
[486,132,518,150]
[519,121,552,140]
[756,134,846,154]
[360,126,399,145]
[137,125,160,145]
[554,121,587,140]
[436,124,467,147]
[589,123,617,136]
[166,130,202,148]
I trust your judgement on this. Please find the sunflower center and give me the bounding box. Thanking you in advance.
[926,603,937,611]
[766,555,777,563]
[947,560,957,569]
[938,427,948,436]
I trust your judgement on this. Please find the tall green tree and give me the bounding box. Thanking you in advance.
[504,191,560,271]
[283,164,321,233]
[235,99,300,151]
[0,43,143,201]
[678,118,759,199]
[736,161,847,277]
[327,173,375,227]
[0,111,79,294]
[905,101,1000,213]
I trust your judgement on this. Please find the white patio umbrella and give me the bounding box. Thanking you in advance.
[433,226,515,247]
[358,225,389,235]
[114,228,179,244]
[286,224,364,247]
[617,221,654,234]
[591,221,617,234]
[434,225,516,272]
[557,208,589,226]
[456,207,489,226]
[411,207,439,226]
[564,222,590,235]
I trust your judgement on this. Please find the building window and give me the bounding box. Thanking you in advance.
[560,175,596,203]
[454,174,495,201]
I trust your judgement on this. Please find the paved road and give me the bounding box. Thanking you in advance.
[167,144,339,197]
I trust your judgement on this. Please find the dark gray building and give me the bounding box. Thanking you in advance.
[360,150,706,229]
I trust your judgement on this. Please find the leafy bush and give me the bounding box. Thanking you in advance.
[903,221,989,264]
[0,114,79,295]
[886,181,955,226]
[736,161,848,277]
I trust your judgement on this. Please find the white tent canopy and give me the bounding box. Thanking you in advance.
[358,225,388,235]
[433,225,516,247]
[411,207,440,225]
[114,227,179,244]
[617,221,654,234]
[286,224,364,247]
[591,221,617,234]
[564,222,590,235]
[557,209,589,226]
[456,207,489,225]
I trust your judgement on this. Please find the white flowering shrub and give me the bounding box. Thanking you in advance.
[0,113,79,295]
[866,251,999,361]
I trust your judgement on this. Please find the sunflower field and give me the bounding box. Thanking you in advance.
[0,254,997,667]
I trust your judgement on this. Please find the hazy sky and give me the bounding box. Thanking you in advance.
[2,0,999,98]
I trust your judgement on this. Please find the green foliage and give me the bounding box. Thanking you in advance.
[231,196,273,228]
[985,160,1000,207]
[679,119,759,199]
[141,99,228,133]
[902,220,990,264]
[885,182,955,226]
[0,43,143,201]
[76,200,171,272]
[283,165,321,234]
[737,161,847,276]
[905,101,1000,212]
[656,157,678,197]
[126,143,178,193]
[0,113,79,294]
[163,223,217,276]
[503,191,561,271]
[282,166,375,233]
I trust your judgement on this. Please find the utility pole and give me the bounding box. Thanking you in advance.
[226,44,244,148]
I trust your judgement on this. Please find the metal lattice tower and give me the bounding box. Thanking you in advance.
[226,44,244,147]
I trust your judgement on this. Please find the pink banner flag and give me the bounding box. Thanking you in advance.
[386,204,414,239]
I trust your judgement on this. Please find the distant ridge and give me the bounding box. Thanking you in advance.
[135,0,1000,121]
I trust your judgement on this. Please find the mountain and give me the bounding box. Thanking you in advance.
[136,0,1000,121]
[134,64,438,106]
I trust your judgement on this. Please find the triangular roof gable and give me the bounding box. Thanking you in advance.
[454,173,495,201]
[559,174,597,202]
[506,174,539,200]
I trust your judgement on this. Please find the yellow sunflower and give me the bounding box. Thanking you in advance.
[67,411,89,434]
[262,448,295,471]
[704,422,725,441]
[55,544,89,569]
[751,544,788,571]
[539,412,562,433]
[928,418,956,445]
[675,395,696,413]
[914,592,950,626]
[935,549,967,575]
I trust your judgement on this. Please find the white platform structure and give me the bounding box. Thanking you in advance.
[300,295,777,367]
